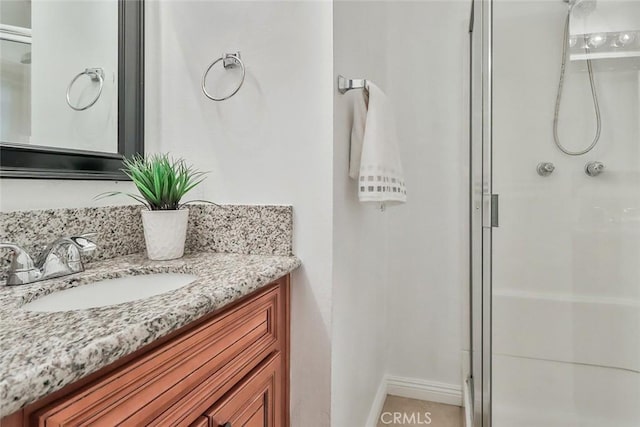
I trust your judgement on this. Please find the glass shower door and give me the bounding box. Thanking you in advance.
[490,0,640,426]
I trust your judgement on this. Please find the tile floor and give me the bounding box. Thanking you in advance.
[376,395,464,427]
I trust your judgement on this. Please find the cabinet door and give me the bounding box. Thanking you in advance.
[206,353,282,427]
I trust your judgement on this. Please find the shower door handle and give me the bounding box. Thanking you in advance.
[490,194,499,227]
[483,194,499,228]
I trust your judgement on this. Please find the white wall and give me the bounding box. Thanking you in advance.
[0,0,31,27]
[0,0,31,145]
[331,3,470,425]
[0,180,137,212]
[0,43,31,145]
[332,2,390,427]
[144,2,335,426]
[384,0,469,390]
[2,2,473,426]
[31,0,118,152]
[2,4,335,426]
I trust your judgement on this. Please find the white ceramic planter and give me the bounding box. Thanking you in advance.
[141,209,189,260]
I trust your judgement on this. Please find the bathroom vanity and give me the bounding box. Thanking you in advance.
[2,274,290,427]
[0,204,299,426]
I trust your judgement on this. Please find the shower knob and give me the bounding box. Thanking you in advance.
[585,161,605,177]
[537,162,555,177]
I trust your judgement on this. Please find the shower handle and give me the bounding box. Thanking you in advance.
[585,161,605,177]
[537,162,556,177]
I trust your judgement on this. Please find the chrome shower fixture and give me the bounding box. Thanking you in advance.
[20,51,31,65]
[614,32,636,47]
[553,0,602,156]
[585,161,605,177]
[565,0,597,16]
[537,162,556,177]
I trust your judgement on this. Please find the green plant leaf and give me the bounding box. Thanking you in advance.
[94,191,151,209]
[97,154,210,210]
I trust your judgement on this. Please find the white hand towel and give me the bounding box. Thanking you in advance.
[349,82,407,204]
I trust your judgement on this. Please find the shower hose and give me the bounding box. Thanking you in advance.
[553,12,602,156]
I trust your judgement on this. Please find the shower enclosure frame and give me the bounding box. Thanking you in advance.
[469,0,493,425]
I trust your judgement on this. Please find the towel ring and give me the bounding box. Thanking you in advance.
[201,52,245,101]
[66,68,105,111]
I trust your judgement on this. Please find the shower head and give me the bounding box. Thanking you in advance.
[565,0,597,16]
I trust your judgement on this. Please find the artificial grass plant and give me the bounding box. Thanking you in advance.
[98,154,208,210]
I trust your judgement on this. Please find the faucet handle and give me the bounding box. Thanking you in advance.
[69,233,98,255]
[0,243,40,286]
[0,243,36,270]
[585,161,605,177]
[37,233,98,267]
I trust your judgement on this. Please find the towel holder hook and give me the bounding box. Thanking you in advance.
[338,75,368,94]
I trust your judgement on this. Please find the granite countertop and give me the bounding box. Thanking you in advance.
[0,251,301,417]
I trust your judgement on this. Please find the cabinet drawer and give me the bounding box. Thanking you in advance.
[206,353,282,427]
[189,416,209,427]
[35,286,282,427]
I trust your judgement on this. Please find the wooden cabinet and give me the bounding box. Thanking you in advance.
[2,275,290,427]
[188,417,209,427]
[206,353,282,427]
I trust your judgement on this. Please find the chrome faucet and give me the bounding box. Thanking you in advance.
[1,234,97,286]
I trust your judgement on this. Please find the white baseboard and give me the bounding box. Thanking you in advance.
[385,375,463,407]
[366,376,389,427]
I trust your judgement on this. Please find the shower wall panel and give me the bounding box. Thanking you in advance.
[491,1,640,426]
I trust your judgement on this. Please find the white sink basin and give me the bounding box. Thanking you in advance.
[23,273,198,312]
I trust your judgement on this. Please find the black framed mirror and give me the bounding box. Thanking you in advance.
[0,0,144,180]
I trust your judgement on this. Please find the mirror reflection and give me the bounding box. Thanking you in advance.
[0,0,119,153]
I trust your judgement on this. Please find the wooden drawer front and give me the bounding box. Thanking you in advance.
[36,287,281,427]
[206,353,282,427]
[189,416,209,427]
